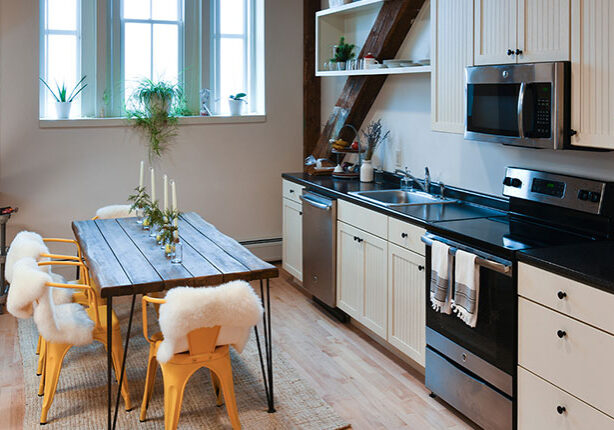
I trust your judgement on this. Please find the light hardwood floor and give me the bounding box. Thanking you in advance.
[0,270,476,429]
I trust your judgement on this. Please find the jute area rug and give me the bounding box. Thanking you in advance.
[18,300,351,429]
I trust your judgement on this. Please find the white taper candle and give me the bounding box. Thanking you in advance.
[150,167,156,202]
[163,174,168,211]
[139,160,144,189]
[171,180,177,211]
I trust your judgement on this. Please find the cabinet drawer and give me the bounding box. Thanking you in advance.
[282,179,304,203]
[388,217,426,255]
[519,263,614,335]
[519,298,614,417]
[518,367,614,430]
[338,200,387,239]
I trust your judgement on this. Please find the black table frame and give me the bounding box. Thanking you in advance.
[107,278,275,429]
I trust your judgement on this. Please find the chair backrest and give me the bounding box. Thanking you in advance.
[155,281,263,363]
[9,257,94,346]
[95,204,133,220]
[5,231,50,284]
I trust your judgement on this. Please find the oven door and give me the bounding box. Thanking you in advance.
[423,233,516,378]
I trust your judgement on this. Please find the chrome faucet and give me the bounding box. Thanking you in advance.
[394,167,426,192]
[424,167,431,194]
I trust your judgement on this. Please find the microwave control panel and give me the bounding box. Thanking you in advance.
[533,83,552,138]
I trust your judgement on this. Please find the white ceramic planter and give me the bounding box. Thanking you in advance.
[55,102,72,119]
[228,99,244,116]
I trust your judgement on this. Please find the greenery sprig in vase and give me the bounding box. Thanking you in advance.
[143,200,164,232]
[160,209,182,257]
[127,186,150,223]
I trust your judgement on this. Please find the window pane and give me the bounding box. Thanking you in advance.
[47,0,78,31]
[153,24,179,83]
[219,37,245,113]
[124,22,152,104]
[45,34,79,116]
[220,0,244,34]
[152,0,179,21]
[123,0,151,20]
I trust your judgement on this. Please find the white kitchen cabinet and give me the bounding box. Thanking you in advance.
[387,243,426,366]
[431,0,473,133]
[474,0,570,65]
[282,197,303,281]
[337,220,388,338]
[570,0,614,150]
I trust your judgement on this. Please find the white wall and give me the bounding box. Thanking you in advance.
[322,3,614,198]
[0,0,303,242]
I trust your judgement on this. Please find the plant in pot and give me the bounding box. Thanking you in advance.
[228,93,247,115]
[127,79,188,160]
[331,37,355,71]
[39,76,87,119]
[360,119,390,183]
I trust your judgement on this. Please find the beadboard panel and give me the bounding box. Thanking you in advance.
[518,0,571,62]
[362,232,388,338]
[431,0,473,133]
[474,0,517,65]
[387,244,425,366]
[571,0,614,149]
[337,221,365,319]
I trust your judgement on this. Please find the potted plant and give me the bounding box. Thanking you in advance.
[331,37,356,71]
[360,119,390,183]
[39,76,87,119]
[228,93,247,115]
[127,79,190,160]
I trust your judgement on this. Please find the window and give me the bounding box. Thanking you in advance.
[40,0,81,118]
[39,0,265,119]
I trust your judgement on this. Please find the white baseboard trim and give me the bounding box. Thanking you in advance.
[241,238,282,262]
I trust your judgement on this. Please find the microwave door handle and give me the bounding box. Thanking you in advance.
[517,82,526,138]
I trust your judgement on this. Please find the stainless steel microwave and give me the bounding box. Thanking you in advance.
[465,62,571,149]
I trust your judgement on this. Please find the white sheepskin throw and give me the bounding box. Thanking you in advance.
[10,258,93,345]
[5,231,50,284]
[95,205,133,219]
[156,281,263,363]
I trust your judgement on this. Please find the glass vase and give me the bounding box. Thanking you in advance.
[171,241,183,264]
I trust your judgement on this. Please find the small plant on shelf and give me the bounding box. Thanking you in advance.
[39,75,88,118]
[331,37,356,70]
[228,92,247,116]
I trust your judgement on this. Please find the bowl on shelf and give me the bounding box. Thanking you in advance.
[328,0,353,7]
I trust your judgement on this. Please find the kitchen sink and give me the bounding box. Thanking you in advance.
[349,189,455,207]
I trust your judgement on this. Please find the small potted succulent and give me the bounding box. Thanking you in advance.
[39,76,87,119]
[228,92,247,115]
[331,37,356,71]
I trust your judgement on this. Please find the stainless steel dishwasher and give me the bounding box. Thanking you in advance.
[300,191,337,308]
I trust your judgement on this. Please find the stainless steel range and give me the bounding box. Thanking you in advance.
[423,168,614,430]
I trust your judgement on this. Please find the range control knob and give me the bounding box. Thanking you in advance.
[511,178,522,188]
[578,190,589,201]
[503,177,513,186]
[589,192,601,203]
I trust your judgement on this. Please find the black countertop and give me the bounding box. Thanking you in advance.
[519,242,614,294]
[283,172,614,294]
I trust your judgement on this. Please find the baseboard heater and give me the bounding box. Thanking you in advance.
[239,238,282,262]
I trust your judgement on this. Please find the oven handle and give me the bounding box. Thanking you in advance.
[421,235,513,277]
[517,82,526,139]
[300,194,332,211]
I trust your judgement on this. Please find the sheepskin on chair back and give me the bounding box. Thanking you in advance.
[156,280,263,363]
[8,258,94,345]
[5,231,50,284]
[95,204,133,219]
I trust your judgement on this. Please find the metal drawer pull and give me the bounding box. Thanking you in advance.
[299,194,332,211]
[418,265,425,271]
[557,330,567,339]
[353,236,364,243]
[557,406,566,415]
[289,189,294,193]
[557,291,567,300]
[420,235,512,277]
[401,233,408,238]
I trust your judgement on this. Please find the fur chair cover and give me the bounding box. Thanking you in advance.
[157,281,263,363]
[95,205,133,219]
[10,258,93,345]
[5,231,74,306]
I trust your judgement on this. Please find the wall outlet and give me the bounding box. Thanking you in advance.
[395,147,402,168]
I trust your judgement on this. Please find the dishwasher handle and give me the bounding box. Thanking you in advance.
[300,194,333,211]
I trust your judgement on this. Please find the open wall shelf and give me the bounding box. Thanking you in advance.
[316,65,431,77]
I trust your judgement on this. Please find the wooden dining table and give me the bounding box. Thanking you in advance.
[72,212,279,430]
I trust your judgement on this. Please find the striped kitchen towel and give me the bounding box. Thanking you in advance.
[430,240,452,314]
[452,249,480,327]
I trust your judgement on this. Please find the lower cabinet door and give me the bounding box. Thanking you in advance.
[518,367,614,430]
[362,231,388,338]
[387,244,426,366]
[337,221,364,320]
[282,198,302,281]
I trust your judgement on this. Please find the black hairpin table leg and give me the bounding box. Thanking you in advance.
[107,296,113,430]
[112,293,137,429]
[255,279,275,413]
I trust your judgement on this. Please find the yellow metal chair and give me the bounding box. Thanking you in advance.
[139,296,241,430]
[35,260,132,424]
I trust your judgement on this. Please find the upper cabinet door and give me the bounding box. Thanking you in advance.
[431,0,473,133]
[474,0,518,65]
[517,0,571,63]
[571,0,614,149]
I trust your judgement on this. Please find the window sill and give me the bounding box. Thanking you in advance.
[38,114,267,129]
